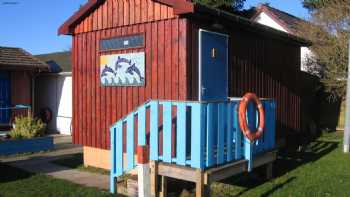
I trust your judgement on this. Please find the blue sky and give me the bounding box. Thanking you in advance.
[244,0,309,19]
[0,0,309,55]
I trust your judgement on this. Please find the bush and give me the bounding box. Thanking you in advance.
[10,116,46,139]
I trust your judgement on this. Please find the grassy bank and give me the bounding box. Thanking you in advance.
[211,132,350,196]
[0,163,119,197]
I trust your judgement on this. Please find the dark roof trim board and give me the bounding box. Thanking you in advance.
[191,4,310,46]
[58,0,310,46]
[154,0,194,14]
[58,0,104,35]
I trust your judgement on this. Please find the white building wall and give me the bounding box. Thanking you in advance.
[301,47,316,72]
[36,73,72,135]
[254,12,288,33]
[56,76,72,134]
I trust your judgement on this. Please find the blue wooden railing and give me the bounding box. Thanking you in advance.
[110,98,276,193]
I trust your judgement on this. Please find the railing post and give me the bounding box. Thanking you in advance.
[245,101,256,170]
[234,103,242,160]
[206,103,215,167]
[163,102,172,163]
[138,106,147,146]
[191,103,206,169]
[217,103,226,164]
[150,101,159,161]
[110,127,116,194]
[126,113,135,171]
[137,145,151,197]
[269,101,276,150]
[244,138,253,172]
[227,102,233,162]
[176,102,187,165]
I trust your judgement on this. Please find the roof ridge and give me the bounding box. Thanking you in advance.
[0,46,22,50]
[262,4,305,22]
[35,51,71,56]
[253,3,306,35]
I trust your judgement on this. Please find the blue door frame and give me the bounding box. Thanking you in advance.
[0,72,11,124]
[199,29,229,101]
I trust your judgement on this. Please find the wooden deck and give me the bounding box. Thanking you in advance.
[151,150,277,197]
[109,99,277,194]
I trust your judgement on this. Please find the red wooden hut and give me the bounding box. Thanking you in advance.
[59,0,308,170]
[0,46,48,127]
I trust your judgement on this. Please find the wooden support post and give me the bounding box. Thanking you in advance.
[196,170,205,197]
[160,176,168,197]
[110,176,116,194]
[266,162,273,180]
[137,146,150,197]
[150,161,159,197]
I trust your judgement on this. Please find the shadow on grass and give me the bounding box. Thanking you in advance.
[217,139,339,196]
[52,153,83,169]
[260,177,296,197]
[0,163,33,183]
[275,140,338,177]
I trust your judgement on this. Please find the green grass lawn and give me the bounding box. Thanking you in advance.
[2,132,349,196]
[0,163,120,197]
[211,132,350,197]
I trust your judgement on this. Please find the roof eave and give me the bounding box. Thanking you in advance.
[58,0,194,35]
[187,4,311,47]
[58,0,106,35]
[58,0,311,46]
[0,64,49,71]
[155,0,194,14]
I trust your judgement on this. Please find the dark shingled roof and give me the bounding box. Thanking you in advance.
[35,51,72,72]
[250,4,306,35]
[0,46,48,70]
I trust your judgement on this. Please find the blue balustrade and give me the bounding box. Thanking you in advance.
[109,99,276,193]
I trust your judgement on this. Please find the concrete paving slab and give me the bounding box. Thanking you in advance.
[1,134,110,190]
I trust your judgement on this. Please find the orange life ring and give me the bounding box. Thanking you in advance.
[238,93,265,142]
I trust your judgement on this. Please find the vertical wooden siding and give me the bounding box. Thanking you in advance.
[11,71,32,118]
[74,0,175,34]
[229,32,301,138]
[11,71,32,105]
[72,18,188,149]
[188,22,301,138]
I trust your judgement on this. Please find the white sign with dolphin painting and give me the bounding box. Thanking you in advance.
[100,52,145,86]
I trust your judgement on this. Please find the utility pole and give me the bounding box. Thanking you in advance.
[344,39,350,153]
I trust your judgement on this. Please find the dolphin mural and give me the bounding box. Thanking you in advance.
[115,56,130,72]
[101,65,115,77]
[125,63,144,81]
[100,52,145,86]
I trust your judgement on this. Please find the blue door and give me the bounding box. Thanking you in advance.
[0,72,11,124]
[199,29,229,101]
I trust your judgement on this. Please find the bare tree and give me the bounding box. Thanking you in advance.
[193,0,246,12]
[298,0,350,100]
